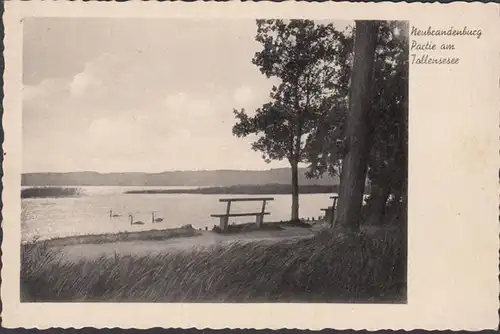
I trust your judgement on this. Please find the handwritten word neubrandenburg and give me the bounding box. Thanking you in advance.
[411,26,482,39]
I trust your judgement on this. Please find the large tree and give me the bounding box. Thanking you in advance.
[334,20,379,232]
[364,21,409,226]
[305,21,409,229]
[304,29,352,180]
[233,19,349,221]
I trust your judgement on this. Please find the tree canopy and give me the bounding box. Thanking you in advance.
[305,21,409,206]
[232,19,350,221]
[233,19,351,165]
[232,19,408,226]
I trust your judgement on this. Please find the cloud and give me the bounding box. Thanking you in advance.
[88,117,124,137]
[23,78,69,101]
[70,70,97,98]
[164,92,188,111]
[22,18,306,172]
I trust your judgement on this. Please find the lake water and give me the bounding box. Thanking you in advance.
[21,186,337,241]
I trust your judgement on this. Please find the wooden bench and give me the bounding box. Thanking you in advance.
[321,195,339,226]
[321,194,370,226]
[211,197,274,232]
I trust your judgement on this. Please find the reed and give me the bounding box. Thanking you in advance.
[21,187,81,199]
[21,227,406,303]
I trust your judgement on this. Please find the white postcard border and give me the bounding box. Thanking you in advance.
[2,1,499,330]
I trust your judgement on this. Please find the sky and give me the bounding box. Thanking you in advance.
[23,18,352,173]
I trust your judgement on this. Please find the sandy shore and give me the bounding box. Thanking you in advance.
[52,223,327,263]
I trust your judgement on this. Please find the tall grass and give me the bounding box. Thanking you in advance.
[21,228,406,303]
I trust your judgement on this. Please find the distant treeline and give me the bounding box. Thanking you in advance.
[21,168,339,187]
[21,187,81,199]
[124,184,348,195]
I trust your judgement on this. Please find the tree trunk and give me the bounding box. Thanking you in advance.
[335,21,379,232]
[400,39,409,289]
[290,160,300,222]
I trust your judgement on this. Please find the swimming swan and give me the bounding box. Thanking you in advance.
[109,210,121,218]
[152,212,164,223]
[129,214,144,225]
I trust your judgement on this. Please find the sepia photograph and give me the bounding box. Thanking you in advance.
[2,1,498,330]
[20,17,409,303]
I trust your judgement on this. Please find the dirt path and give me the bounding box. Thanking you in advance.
[54,225,325,263]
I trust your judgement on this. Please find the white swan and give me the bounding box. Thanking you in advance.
[152,211,164,223]
[109,210,121,218]
[129,214,144,225]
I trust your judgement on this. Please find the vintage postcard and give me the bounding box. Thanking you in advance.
[1,0,499,330]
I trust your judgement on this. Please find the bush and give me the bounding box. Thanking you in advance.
[20,227,406,303]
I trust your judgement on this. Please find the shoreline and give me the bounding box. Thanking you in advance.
[25,220,322,248]
[52,226,320,263]
[25,222,324,264]
[21,184,371,198]
[29,225,203,248]
[123,184,340,195]
[23,221,401,265]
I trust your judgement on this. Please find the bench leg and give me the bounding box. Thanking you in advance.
[327,207,338,227]
[324,210,331,224]
[219,216,229,232]
[327,208,335,226]
[256,214,263,228]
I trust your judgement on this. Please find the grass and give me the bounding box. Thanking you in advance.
[37,225,202,247]
[21,187,81,199]
[212,222,285,234]
[21,227,406,303]
[211,219,314,234]
[283,220,314,228]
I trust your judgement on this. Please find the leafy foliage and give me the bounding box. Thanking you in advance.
[301,22,353,179]
[232,19,408,224]
[305,21,409,206]
[367,21,409,198]
[233,19,352,220]
[303,94,349,178]
[233,19,351,165]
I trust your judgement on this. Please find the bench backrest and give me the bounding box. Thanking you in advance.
[219,197,274,202]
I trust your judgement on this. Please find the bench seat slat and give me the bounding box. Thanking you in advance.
[219,197,274,202]
[211,212,270,217]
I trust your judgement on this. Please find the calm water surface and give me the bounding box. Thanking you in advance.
[21,186,337,241]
